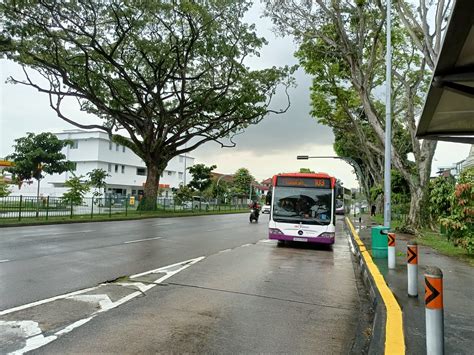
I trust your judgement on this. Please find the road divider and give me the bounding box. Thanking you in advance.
[345,218,405,355]
[425,266,444,355]
[407,242,418,297]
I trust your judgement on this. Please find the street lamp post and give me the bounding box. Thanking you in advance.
[216,174,232,205]
[296,155,364,184]
[384,0,392,229]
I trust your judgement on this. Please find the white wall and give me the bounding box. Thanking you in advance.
[9,129,195,197]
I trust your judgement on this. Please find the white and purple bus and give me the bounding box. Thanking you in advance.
[268,172,336,245]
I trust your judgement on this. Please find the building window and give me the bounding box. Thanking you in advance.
[161,172,164,177]
[115,164,119,173]
[122,145,126,153]
[109,141,112,150]
[70,140,79,149]
[108,163,112,172]
[121,165,125,174]
[179,156,183,163]
[167,171,173,176]
[116,143,119,151]
[137,168,146,176]
[178,172,183,180]
[131,189,137,195]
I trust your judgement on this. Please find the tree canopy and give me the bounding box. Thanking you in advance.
[87,168,110,198]
[233,167,254,198]
[1,0,295,209]
[6,132,72,187]
[264,0,451,228]
[188,164,216,192]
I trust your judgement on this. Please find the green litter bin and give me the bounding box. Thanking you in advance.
[371,226,389,258]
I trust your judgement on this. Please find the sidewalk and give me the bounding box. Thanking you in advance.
[351,215,474,354]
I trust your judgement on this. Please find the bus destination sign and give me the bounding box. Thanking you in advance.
[277,177,331,188]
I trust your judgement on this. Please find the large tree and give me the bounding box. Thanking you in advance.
[265,0,451,228]
[1,0,294,209]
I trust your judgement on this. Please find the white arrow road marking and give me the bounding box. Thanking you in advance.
[67,294,114,311]
[123,236,162,244]
[0,256,205,355]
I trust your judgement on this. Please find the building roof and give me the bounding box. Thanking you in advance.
[211,172,234,183]
[416,0,474,143]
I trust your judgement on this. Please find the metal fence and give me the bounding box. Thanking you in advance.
[0,196,248,222]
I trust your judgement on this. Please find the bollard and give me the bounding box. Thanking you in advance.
[425,266,444,355]
[388,232,396,269]
[407,241,418,297]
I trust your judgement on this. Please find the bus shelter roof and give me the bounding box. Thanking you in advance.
[416,0,474,143]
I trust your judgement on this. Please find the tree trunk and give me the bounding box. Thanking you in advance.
[139,160,166,211]
[406,140,437,230]
[407,186,425,231]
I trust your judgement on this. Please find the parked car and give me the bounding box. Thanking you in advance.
[183,196,210,210]
[261,204,271,214]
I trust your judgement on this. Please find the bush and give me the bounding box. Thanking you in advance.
[429,175,455,221]
[440,168,474,253]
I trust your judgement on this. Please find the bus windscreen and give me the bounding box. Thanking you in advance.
[272,186,332,225]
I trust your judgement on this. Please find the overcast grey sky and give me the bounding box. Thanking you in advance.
[0,2,470,188]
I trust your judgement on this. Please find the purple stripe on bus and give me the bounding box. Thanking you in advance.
[268,233,335,245]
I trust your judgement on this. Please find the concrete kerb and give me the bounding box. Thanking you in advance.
[345,218,405,355]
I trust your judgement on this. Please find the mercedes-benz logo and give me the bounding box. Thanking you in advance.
[298,230,303,235]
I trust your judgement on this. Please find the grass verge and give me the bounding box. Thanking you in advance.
[0,209,249,227]
[369,214,404,230]
[416,230,474,267]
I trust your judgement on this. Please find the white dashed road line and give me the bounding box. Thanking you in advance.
[0,260,9,263]
[22,230,95,237]
[123,236,162,244]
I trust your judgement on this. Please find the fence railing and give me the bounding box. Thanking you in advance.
[0,196,248,222]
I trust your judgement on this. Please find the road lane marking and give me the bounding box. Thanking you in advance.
[152,222,173,226]
[1,256,205,354]
[0,259,9,263]
[21,230,95,237]
[258,239,275,244]
[218,249,232,253]
[124,236,162,244]
[241,243,252,247]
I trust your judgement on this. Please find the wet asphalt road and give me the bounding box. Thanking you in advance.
[2,215,363,353]
[0,214,265,310]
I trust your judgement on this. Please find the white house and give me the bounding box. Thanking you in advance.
[8,129,194,198]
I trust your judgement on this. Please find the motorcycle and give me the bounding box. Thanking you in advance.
[249,208,259,223]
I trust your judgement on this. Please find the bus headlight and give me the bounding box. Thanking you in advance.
[318,232,335,239]
[269,228,284,235]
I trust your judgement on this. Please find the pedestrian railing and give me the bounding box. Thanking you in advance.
[0,196,247,222]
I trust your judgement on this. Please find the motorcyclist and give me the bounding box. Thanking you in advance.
[250,200,260,219]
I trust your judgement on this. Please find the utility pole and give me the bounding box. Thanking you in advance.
[384,0,392,228]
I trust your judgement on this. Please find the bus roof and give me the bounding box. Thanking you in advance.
[272,172,336,188]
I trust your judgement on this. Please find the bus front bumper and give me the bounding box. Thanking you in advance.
[269,233,335,245]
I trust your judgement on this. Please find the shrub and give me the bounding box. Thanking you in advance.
[440,168,474,253]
